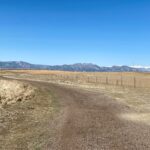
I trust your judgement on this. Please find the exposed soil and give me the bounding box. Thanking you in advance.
[0,78,35,107]
[0,78,150,150]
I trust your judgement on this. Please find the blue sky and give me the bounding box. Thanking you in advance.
[0,0,150,66]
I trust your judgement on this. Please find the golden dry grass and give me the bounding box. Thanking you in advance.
[1,70,150,88]
[1,70,150,129]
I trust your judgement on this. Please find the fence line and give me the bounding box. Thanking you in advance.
[5,72,149,88]
[40,74,150,88]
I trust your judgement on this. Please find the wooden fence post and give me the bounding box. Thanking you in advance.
[96,77,98,83]
[76,75,78,81]
[116,80,119,86]
[106,77,108,85]
[121,76,123,87]
[134,77,136,88]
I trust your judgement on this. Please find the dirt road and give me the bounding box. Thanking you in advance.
[1,79,150,150]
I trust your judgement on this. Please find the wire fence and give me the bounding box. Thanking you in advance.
[30,74,150,88]
[1,70,150,88]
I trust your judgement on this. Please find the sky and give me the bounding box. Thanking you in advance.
[0,0,150,66]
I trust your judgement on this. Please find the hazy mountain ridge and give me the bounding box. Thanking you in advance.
[0,61,149,72]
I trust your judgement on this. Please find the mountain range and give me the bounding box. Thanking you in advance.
[0,61,150,72]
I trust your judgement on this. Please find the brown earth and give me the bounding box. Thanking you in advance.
[0,78,35,107]
[0,78,150,150]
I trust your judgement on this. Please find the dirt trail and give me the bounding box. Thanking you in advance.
[45,83,150,150]
[1,78,150,150]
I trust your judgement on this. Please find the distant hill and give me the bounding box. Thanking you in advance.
[0,61,149,72]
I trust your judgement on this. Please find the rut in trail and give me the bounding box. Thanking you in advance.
[45,83,150,150]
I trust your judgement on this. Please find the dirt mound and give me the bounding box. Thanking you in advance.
[0,79,35,106]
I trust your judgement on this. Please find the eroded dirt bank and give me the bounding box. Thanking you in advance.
[0,78,35,107]
[0,78,150,150]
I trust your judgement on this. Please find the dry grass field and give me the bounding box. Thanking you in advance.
[1,70,150,113]
[0,70,150,149]
[1,70,150,88]
[1,70,150,115]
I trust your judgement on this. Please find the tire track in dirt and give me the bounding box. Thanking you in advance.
[43,83,150,150]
